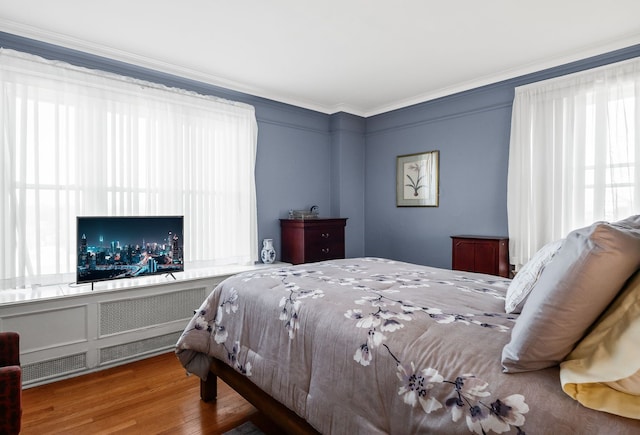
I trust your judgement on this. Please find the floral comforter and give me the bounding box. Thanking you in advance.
[176,258,640,434]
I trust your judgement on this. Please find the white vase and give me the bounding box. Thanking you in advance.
[261,238,276,264]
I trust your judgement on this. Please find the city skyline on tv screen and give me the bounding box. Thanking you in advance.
[76,216,184,284]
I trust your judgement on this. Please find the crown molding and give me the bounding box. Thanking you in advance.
[0,19,337,115]
[2,19,639,119]
[363,34,640,117]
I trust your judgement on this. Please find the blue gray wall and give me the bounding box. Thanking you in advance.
[2,31,639,268]
[364,87,512,268]
[364,44,640,268]
[330,113,366,257]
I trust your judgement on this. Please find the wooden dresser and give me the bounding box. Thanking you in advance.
[280,218,347,265]
[451,235,510,278]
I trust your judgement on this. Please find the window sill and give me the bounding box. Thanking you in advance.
[0,262,289,306]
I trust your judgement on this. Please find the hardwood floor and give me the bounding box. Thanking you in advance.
[21,352,277,435]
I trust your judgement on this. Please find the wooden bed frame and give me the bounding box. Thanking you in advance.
[200,357,320,434]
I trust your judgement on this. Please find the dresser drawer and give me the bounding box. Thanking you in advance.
[304,227,341,244]
[304,229,344,262]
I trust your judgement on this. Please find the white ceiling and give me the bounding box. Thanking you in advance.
[1,0,640,117]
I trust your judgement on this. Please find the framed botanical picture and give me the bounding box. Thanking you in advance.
[396,150,439,207]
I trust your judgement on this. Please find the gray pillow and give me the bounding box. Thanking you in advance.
[502,220,640,373]
[504,239,564,314]
[615,214,640,229]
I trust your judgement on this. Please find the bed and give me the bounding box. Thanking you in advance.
[176,220,640,434]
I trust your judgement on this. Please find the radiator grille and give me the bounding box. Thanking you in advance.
[99,332,180,364]
[22,353,87,384]
[99,287,206,335]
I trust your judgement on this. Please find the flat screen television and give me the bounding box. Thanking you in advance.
[77,216,184,285]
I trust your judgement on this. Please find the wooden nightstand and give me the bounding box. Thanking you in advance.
[280,218,347,265]
[451,235,510,278]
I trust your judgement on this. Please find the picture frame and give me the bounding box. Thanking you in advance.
[396,150,439,207]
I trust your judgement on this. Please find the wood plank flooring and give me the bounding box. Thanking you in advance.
[21,352,278,435]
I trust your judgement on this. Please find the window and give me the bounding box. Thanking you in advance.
[1,49,258,290]
[508,57,640,269]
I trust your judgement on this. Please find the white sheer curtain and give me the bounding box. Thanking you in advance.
[508,57,640,269]
[1,49,258,289]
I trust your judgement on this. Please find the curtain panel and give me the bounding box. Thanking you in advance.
[1,49,258,289]
[508,57,640,269]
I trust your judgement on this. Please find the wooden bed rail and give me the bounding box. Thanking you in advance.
[201,358,320,435]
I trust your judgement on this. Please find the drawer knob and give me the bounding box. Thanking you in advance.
[321,233,330,238]
[321,248,330,254]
